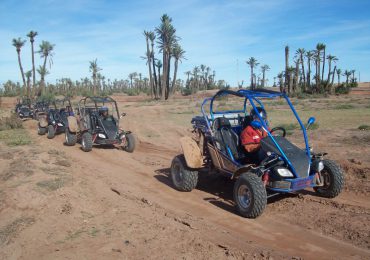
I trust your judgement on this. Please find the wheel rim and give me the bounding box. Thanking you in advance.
[320,169,332,190]
[82,137,85,148]
[237,184,252,209]
[173,162,183,184]
[65,132,69,143]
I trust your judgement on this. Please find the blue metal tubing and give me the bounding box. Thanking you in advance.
[248,97,299,178]
[213,110,244,114]
[284,95,311,164]
[201,98,213,132]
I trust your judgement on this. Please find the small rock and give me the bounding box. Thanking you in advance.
[141,198,153,206]
[112,248,122,253]
[124,240,130,245]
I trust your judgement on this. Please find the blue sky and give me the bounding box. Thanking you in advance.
[1,0,369,86]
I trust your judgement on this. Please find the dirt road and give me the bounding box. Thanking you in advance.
[0,94,369,259]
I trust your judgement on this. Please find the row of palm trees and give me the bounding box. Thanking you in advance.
[183,64,219,93]
[279,43,357,94]
[246,43,357,95]
[11,31,55,98]
[143,14,186,100]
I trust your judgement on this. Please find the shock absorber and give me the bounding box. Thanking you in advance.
[262,171,270,186]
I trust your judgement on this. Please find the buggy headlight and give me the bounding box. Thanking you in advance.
[318,161,324,172]
[98,133,106,138]
[19,113,23,116]
[277,168,294,177]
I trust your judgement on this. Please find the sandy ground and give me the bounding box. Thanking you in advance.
[0,88,369,260]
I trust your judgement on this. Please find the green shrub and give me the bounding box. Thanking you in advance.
[333,104,354,110]
[358,125,370,131]
[0,114,23,131]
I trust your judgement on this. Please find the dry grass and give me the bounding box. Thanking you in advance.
[0,217,35,245]
[36,177,70,191]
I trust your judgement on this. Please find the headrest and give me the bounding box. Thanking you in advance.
[213,117,231,130]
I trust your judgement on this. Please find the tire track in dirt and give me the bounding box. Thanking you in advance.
[23,119,370,259]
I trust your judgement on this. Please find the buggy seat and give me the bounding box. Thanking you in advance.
[213,117,241,161]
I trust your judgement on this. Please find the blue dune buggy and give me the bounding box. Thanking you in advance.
[171,89,344,218]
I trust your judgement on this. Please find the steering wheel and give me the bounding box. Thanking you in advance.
[270,127,286,137]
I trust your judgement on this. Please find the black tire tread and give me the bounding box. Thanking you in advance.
[81,132,93,152]
[233,172,267,218]
[123,133,135,153]
[65,129,77,146]
[314,159,344,198]
[47,125,55,139]
[171,155,198,192]
[38,125,47,135]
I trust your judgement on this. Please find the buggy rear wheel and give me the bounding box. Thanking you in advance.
[314,159,344,198]
[47,125,55,139]
[233,172,267,218]
[38,125,47,135]
[123,133,135,153]
[170,155,198,192]
[81,132,93,152]
[65,129,77,146]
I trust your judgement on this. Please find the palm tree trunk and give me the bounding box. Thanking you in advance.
[315,58,319,93]
[157,65,161,97]
[40,55,48,94]
[284,46,289,93]
[307,57,311,90]
[31,42,36,89]
[151,55,158,99]
[17,52,27,90]
[250,67,254,90]
[321,48,325,82]
[161,52,167,100]
[337,73,340,85]
[294,61,299,93]
[171,59,179,94]
[145,37,154,99]
[165,55,171,100]
[300,54,306,91]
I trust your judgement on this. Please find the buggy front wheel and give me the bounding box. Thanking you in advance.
[314,159,344,198]
[170,155,198,192]
[81,132,93,152]
[233,172,267,218]
[65,129,77,146]
[38,125,47,135]
[47,125,55,139]
[123,133,135,153]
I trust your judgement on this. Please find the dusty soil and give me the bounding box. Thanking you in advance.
[0,92,369,260]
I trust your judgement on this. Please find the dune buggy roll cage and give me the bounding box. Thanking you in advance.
[200,89,311,178]
[78,96,120,123]
[52,98,72,109]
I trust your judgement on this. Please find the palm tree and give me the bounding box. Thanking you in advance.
[25,70,32,97]
[336,69,342,85]
[284,45,289,93]
[326,55,337,82]
[305,51,314,89]
[316,43,325,88]
[148,32,158,96]
[287,66,295,94]
[12,38,27,91]
[344,70,351,85]
[246,57,259,90]
[351,69,356,83]
[156,14,178,100]
[171,44,185,94]
[296,48,306,89]
[155,59,162,96]
[89,59,101,94]
[27,31,38,88]
[38,40,55,94]
[144,30,154,98]
[260,64,270,88]
[320,43,326,81]
[277,72,284,93]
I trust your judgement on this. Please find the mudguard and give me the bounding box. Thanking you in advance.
[67,116,79,132]
[180,136,203,169]
[38,116,48,128]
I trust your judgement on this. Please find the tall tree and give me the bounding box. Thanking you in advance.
[25,70,32,97]
[89,59,101,95]
[336,69,342,85]
[321,43,326,82]
[246,57,259,90]
[305,51,314,90]
[260,64,270,88]
[284,45,289,93]
[171,44,185,94]
[27,31,38,88]
[38,40,55,94]
[148,32,158,98]
[296,48,306,89]
[316,43,325,90]
[155,59,162,96]
[351,69,356,83]
[12,38,27,92]
[156,14,178,100]
[344,70,351,85]
[143,30,154,98]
